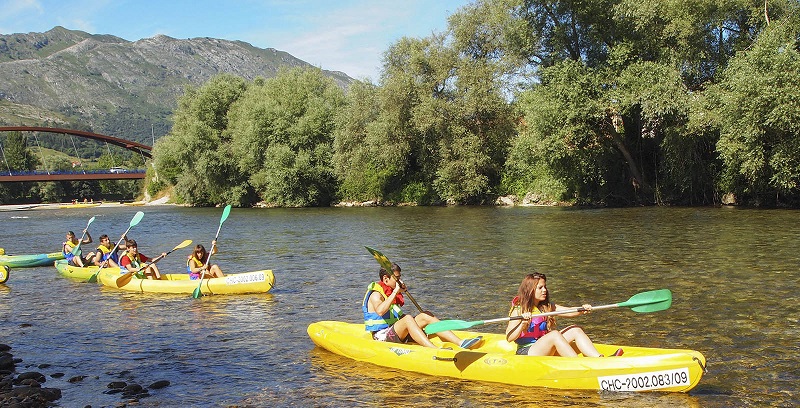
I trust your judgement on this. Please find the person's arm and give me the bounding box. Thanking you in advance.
[368,285,400,317]
[187,258,203,273]
[92,251,103,266]
[82,231,92,244]
[505,307,530,342]
[553,303,592,318]
[210,240,219,256]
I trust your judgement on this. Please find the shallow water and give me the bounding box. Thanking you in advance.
[1,205,798,407]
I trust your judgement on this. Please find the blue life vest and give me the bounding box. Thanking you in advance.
[362,282,403,332]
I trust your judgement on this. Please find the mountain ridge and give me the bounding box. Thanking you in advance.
[0,26,353,144]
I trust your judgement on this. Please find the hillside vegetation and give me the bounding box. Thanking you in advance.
[0,26,352,144]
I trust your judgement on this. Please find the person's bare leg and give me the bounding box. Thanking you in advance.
[394,315,436,348]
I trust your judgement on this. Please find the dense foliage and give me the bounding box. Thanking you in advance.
[149,1,800,207]
[154,69,344,206]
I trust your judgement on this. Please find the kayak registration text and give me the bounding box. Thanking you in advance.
[598,368,690,391]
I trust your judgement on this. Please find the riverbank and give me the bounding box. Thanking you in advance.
[0,196,172,212]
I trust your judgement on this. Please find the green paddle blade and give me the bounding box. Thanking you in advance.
[219,204,232,225]
[130,211,145,227]
[424,319,478,334]
[365,246,392,270]
[618,289,672,313]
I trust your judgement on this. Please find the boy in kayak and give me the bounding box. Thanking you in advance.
[62,230,94,267]
[92,234,126,268]
[119,239,166,280]
[506,272,622,357]
[363,263,481,349]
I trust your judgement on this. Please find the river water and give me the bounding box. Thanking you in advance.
[1,205,797,407]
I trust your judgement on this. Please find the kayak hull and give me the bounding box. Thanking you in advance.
[97,267,275,295]
[55,259,120,280]
[0,252,65,268]
[307,321,706,392]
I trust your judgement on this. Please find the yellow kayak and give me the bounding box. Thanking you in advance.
[97,267,275,295]
[58,202,102,208]
[307,321,706,392]
[55,259,120,280]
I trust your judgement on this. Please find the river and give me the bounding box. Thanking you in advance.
[1,205,797,407]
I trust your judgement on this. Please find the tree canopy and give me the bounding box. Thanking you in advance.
[150,0,800,207]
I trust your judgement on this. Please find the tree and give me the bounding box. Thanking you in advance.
[153,73,249,206]
[2,131,39,171]
[228,67,345,207]
[710,11,800,205]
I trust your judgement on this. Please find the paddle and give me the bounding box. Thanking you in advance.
[364,246,425,313]
[192,204,231,299]
[87,211,144,283]
[423,289,673,335]
[71,216,97,256]
[115,239,192,287]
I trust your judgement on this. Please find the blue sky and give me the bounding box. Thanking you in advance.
[0,0,472,81]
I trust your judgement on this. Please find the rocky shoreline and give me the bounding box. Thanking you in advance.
[0,343,170,407]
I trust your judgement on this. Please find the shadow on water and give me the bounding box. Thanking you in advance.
[1,205,798,406]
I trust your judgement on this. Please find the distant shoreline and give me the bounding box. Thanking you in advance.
[0,197,172,212]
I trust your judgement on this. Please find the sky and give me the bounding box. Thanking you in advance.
[0,0,474,81]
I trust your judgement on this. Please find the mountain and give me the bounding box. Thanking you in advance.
[0,26,353,144]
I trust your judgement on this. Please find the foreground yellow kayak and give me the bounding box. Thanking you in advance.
[307,321,706,392]
[97,267,275,295]
[55,259,120,280]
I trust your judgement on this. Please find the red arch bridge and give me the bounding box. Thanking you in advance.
[0,126,151,182]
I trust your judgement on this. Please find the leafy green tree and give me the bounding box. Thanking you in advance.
[494,0,781,205]
[2,131,39,171]
[228,67,345,206]
[345,26,516,204]
[710,11,800,205]
[332,80,395,201]
[153,73,249,206]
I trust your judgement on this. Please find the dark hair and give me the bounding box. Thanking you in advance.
[194,244,207,259]
[67,231,75,236]
[126,239,138,248]
[100,234,109,240]
[378,263,401,279]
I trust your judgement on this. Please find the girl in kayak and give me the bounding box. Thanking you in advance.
[506,273,619,357]
[186,242,224,279]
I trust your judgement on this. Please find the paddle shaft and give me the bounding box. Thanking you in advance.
[364,246,427,314]
[424,289,672,334]
[88,211,143,282]
[71,216,96,255]
[396,277,424,313]
[115,240,192,287]
[193,205,231,298]
[482,304,618,325]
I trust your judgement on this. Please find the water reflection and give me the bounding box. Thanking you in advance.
[0,205,798,406]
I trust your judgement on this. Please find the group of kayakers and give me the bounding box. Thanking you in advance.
[364,265,623,357]
[62,229,224,280]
